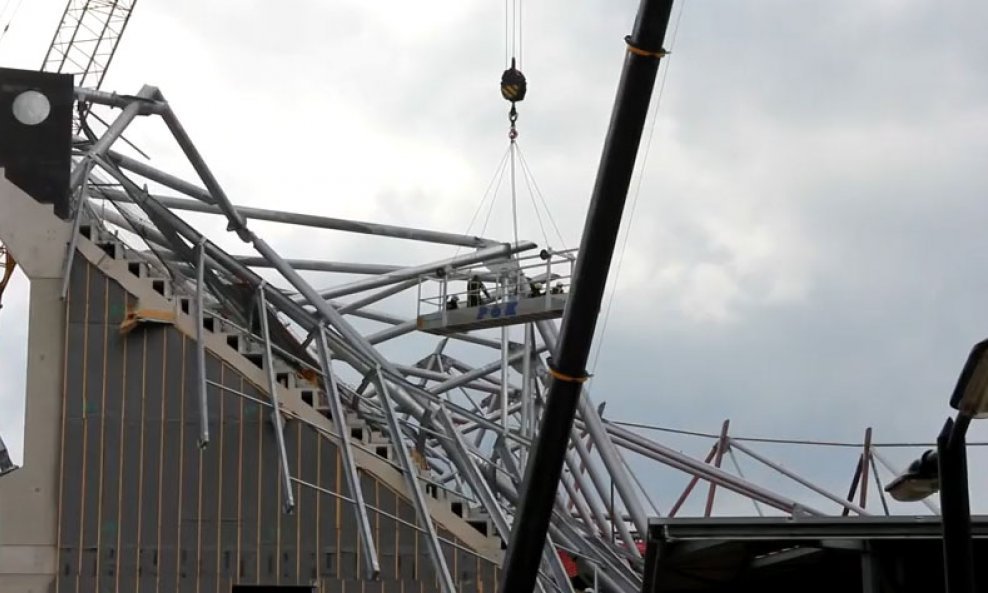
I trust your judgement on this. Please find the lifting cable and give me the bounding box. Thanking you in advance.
[0,0,26,48]
[613,419,988,449]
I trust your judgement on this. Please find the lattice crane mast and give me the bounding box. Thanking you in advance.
[41,0,138,91]
[0,0,139,310]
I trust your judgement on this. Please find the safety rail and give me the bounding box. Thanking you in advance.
[416,248,575,335]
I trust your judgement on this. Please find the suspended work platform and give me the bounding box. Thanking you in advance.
[416,248,574,334]
[418,293,568,335]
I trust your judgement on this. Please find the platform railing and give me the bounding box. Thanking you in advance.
[417,248,576,321]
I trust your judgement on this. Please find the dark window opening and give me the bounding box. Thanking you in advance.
[469,520,489,536]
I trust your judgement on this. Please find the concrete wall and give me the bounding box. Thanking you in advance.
[0,174,71,593]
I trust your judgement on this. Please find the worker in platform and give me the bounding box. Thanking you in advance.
[551,282,565,295]
[446,295,460,310]
[467,275,491,307]
[529,280,543,298]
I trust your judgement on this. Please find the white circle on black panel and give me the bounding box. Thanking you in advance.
[12,90,51,126]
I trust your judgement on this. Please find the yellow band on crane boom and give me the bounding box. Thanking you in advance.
[547,364,590,384]
[625,36,669,60]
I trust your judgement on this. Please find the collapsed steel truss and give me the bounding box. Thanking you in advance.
[50,84,921,593]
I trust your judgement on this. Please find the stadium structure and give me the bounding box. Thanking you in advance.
[0,1,974,593]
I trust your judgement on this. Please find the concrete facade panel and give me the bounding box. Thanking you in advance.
[35,259,502,592]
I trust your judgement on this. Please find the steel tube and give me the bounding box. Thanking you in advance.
[316,329,380,578]
[501,325,511,434]
[98,185,496,247]
[257,286,296,514]
[570,430,638,552]
[195,240,210,448]
[235,256,403,275]
[337,278,420,314]
[159,99,250,238]
[563,449,610,536]
[606,425,823,515]
[375,371,456,593]
[74,87,167,113]
[729,439,870,516]
[70,86,155,192]
[316,241,537,300]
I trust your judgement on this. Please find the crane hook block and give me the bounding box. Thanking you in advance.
[500,58,527,102]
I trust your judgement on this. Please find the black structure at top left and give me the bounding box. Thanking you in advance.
[0,67,73,219]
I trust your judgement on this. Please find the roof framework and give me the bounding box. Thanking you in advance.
[0,82,933,593]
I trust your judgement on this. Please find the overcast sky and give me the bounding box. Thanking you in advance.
[2,0,988,515]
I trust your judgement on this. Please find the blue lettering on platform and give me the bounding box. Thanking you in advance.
[476,300,520,321]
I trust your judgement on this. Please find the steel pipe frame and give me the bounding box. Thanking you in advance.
[602,422,824,516]
[728,439,870,516]
[235,256,403,275]
[726,447,765,516]
[570,429,639,553]
[489,463,641,593]
[563,449,610,537]
[315,329,381,578]
[194,240,209,448]
[313,240,538,301]
[337,303,504,350]
[75,87,168,114]
[98,181,497,248]
[394,364,503,395]
[95,149,538,554]
[536,320,648,548]
[69,86,158,192]
[65,83,884,592]
[257,285,297,514]
[96,146,844,560]
[374,370,457,593]
[494,441,632,593]
[63,87,159,298]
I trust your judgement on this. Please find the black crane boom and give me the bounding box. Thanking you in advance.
[498,1,676,591]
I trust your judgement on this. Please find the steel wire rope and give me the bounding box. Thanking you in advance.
[453,145,511,260]
[0,0,26,47]
[611,419,988,449]
[510,138,520,254]
[0,0,13,27]
[513,141,552,248]
[589,0,689,381]
[515,144,568,249]
[479,159,510,239]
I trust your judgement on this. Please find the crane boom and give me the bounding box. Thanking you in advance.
[41,0,139,90]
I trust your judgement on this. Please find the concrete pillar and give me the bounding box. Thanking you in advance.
[0,175,71,593]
